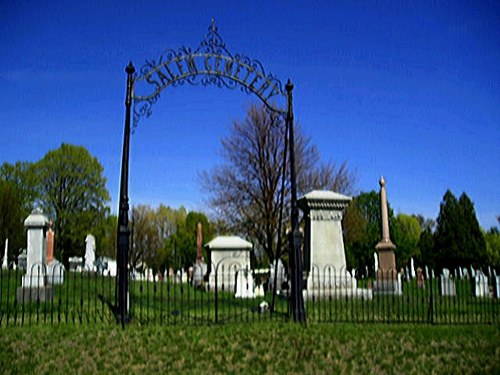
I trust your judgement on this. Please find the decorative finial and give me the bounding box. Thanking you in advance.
[379,176,386,187]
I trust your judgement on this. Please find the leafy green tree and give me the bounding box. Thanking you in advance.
[0,161,38,215]
[0,180,25,263]
[35,144,110,263]
[342,191,396,274]
[484,227,500,269]
[434,190,486,270]
[165,211,214,271]
[131,205,165,272]
[393,214,422,267]
[418,228,436,269]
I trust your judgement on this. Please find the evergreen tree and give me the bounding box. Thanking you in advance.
[434,190,486,270]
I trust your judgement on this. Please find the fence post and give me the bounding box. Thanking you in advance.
[427,268,434,324]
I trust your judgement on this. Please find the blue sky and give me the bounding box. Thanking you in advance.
[1,1,499,229]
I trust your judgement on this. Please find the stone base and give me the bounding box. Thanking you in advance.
[303,287,372,300]
[16,286,53,304]
[373,280,402,295]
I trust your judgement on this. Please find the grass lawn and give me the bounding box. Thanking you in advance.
[1,323,499,374]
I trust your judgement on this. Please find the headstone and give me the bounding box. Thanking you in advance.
[410,258,416,279]
[470,267,476,278]
[69,256,83,271]
[494,275,500,299]
[439,268,456,296]
[17,250,27,270]
[473,271,489,297]
[205,236,254,297]
[2,238,8,269]
[417,267,425,289]
[235,267,255,298]
[84,234,96,271]
[374,253,379,275]
[16,208,53,303]
[298,190,370,299]
[269,259,286,294]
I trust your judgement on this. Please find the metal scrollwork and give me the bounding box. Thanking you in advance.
[132,20,287,128]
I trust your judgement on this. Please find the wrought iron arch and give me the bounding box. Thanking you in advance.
[115,21,305,327]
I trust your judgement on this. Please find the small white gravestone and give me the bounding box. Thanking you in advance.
[84,234,96,271]
[269,258,286,293]
[410,258,416,279]
[494,272,500,299]
[474,271,489,297]
[439,268,456,296]
[2,238,8,269]
[374,253,379,275]
[16,208,53,303]
[193,262,207,288]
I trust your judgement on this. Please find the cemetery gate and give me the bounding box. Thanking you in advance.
[116,21,306,326]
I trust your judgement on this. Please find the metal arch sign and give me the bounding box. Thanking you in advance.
[132,21,287,126]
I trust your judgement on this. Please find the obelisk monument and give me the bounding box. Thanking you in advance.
[375,176,396,275]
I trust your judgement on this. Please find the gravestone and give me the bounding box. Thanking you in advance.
[84,234,96,271]
[439,268,456,296]
[193,222,207,288]
[2,238,8,269]
[298,190,371,299]
[493,270,500,298]
[473,271,489,297]
[16,208,53,303]
[269,258,286,294]
[205,236,254,298]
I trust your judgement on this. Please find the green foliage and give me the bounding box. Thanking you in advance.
[434,190,487,270]
[165,211,214,271]
[484,227,500,268]
[0,180,25,263]
[343,191,396,274]
[35,144,110,263]
[393,213,421,267]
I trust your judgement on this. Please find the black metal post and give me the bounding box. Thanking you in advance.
[116,62,135,327]
[286,80,306,323]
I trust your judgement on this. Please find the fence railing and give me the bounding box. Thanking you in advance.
[1,264,499,326]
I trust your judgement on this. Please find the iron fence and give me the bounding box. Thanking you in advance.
[1,264,499,326]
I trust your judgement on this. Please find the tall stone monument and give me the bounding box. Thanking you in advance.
[17,208,53,302]
[374,177,400,294]
[298,190,371,299]
[193,222,207,288]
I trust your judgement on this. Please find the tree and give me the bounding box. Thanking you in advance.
[342,191,397,274]
[393,214,421,267]
[35,144,110,263]
[165,211,214,271]
[201,103,355,264]
[131,205,166,272]
[0,180,25,264]
[434,190,486,270]
[484,227,500,269]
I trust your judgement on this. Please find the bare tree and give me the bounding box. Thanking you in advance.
[201,103,356,263]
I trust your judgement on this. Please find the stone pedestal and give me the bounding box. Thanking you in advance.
[298,190,372,300]
[17,208,53,303]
